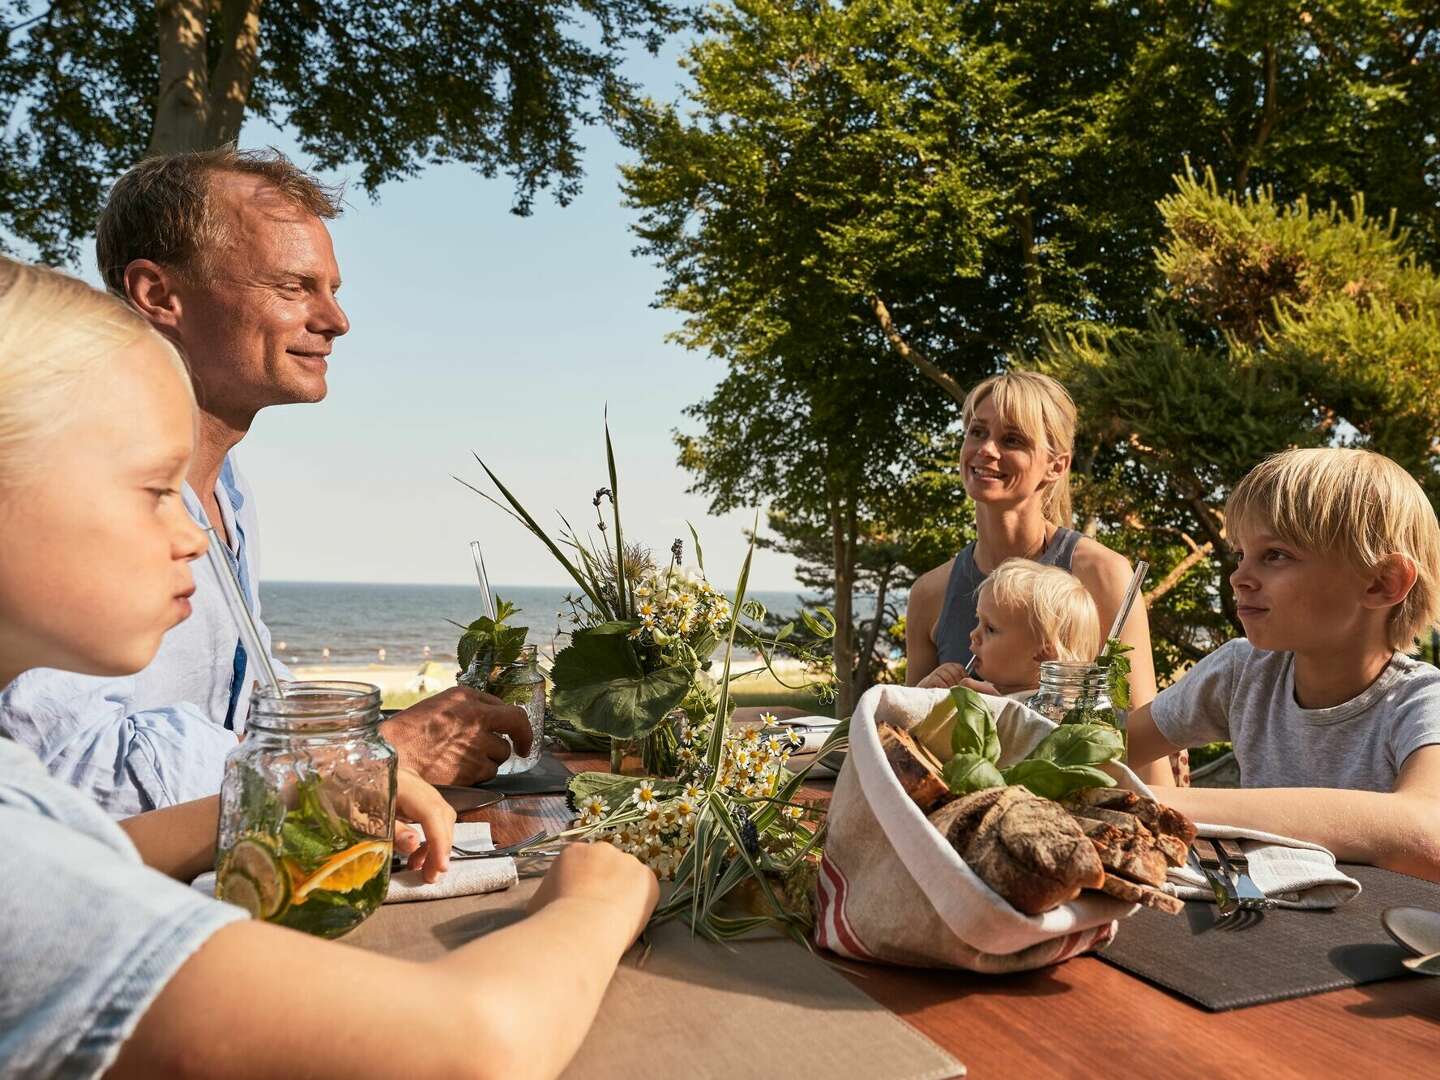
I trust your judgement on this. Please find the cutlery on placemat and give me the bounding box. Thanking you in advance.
[1188,845,1238,917]
[1210,837,1273,909]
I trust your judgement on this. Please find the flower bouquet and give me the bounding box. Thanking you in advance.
[461,421,834,776]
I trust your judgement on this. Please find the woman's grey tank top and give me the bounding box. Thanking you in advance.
[933,527,1083,667]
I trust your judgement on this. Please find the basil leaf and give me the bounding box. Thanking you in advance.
[1002,759,1116,800]
[948,686,1000,764]
[941,752,1006,796]
[1028,723,1124,767]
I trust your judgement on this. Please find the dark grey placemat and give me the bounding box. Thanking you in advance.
[474,751,574,796]
[1097,864,1438,1010]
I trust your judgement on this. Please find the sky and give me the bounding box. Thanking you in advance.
[55,36,805,592]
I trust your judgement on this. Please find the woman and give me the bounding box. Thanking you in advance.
[905,371,1172,787]
[0,257,657,1079]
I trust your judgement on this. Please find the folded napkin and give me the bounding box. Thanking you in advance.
[192,821,517,906]
[1167,823,1362,910]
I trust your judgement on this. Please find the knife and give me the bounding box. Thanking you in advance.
[1204,837,1269,905]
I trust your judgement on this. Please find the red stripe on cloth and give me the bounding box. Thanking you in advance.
[819,855,876,962]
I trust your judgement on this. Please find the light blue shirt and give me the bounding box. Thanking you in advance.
[0,455,290,816]
[0,735,247,1078]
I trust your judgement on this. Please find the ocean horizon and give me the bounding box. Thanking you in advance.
[257,580,872,669]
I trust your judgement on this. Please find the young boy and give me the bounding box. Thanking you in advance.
[919,558,1102,699]
[1127,448,1440,881]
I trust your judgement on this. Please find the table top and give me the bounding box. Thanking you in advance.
[460,754,1440,1078]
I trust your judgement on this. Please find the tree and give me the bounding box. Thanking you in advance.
[0,0,683,261]
[1046,167,1440,675]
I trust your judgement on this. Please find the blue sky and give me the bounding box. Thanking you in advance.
[59,38,804,591]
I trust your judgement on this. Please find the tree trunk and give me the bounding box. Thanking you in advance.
[207,0,265,146]
[149,0,266,156]
[854,562,893,700]
[830,495,857,719]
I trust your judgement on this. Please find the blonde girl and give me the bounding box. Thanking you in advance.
[0,258,657,1080]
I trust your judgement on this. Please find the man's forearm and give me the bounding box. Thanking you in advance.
[1161,786,1440,881]
[120,796,221,881]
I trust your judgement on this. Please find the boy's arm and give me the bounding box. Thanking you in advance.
[1123,700,1184,777]
[1154,746,1440,882]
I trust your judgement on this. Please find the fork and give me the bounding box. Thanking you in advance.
[1205,838,1274,910]
[451,829,548,858]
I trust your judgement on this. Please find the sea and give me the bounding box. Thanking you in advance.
[258,581,826,668]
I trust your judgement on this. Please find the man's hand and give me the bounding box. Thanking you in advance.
[379,686,532,786]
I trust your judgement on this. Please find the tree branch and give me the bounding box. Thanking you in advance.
[1144,541,1214,605]
[1236,42,1279,191]
[149,0,213,155]
[868,293,967,407]
[206,0,265,147]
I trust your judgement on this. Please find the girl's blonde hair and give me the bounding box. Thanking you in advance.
[1227,448,1440,651]
[0,256,191,489]
[961,370,1077,527]
[984,558,1101,662]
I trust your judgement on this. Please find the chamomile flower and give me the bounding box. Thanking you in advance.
[631,781,660,812]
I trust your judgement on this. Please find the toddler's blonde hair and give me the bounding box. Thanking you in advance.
[1227,448,1440,650]
[983,558,1101,662]
[962,371,1077,527]
[0,256,191,489]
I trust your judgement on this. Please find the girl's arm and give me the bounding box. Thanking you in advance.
[1071,540,1171,787]
[1156,746,1440,881]
[107,841,659,1080]
[118,769,457,883]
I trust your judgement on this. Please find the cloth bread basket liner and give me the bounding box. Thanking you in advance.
[815,683,1150,972]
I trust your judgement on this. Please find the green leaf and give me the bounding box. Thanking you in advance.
[604,415,628,620]
[948,686,1000,763]
[1097,637,1134,711]
[1027,723,1124,767]
[800,606,837,640]
[1001,759,1116,800]
[941,752,1006,795]
[550,626,644,686]
[552,664,693,739]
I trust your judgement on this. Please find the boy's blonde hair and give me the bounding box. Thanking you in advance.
[983,558,1101,662]
[0,256,191,489]
[1227,448,1440,650]
[962,371,1077,527]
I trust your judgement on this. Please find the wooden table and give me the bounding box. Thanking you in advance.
[463,755,1440,1078]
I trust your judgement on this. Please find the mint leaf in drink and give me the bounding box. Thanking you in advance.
[458,597,529,684]
[1096,637,1133,710]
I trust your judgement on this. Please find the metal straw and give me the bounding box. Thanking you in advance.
[204,527,283,698]
[1102,559,1150,649]
[469,539,497,620]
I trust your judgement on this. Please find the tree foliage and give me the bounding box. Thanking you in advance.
[0,0,684,262]
[1047,167,1440,672]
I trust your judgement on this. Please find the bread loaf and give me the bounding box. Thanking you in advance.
[959,787,1106,915]
[879,723,953,814]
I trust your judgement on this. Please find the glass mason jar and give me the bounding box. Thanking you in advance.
[1025,661,1127,749]
[216,681,396,939]
[459,644,545,775]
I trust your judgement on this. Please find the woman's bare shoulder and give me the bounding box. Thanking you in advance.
[907,559,955,613]
[1069,535,1134,594]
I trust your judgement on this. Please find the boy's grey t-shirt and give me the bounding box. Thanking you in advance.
[0,736,246,1078]
[1151,638,1440,790]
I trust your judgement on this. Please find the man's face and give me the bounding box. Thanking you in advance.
[171,172,349,419]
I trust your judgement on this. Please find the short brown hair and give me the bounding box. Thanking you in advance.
[96,147,343,294]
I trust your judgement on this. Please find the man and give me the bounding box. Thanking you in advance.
[0,148,528,815]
